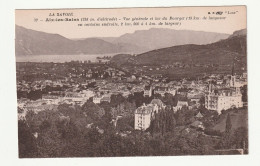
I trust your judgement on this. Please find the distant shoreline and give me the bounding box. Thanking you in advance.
[15,54,116,63]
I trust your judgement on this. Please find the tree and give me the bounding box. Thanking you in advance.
[82,101,105,120]
[159,110,166,136]
[18,120,38,158]
[175,109,186,126]
[110,94,126,107]
[162,93,175,106]
[27,90,42,100]
[225,113,232,134]
[165,107,176,132]
[149,112,160,135]
[217,113,233,149]
[241,85,247,102]
[148,106,176,136]
[232,127,248,150]
[199,96,205,106]
[130,92,151,107]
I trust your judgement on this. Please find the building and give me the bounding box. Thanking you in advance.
[150,98,166,112]
[229,62,245,88]
[195,111,204,119]
[173,100,189,112]
[80,90,95,99]
[168,87,177,96]
[134,104,153,131]
[154,86,168,96]
[100,95,111,103]
[42,94,60,105]
[143,85,152,97]
[177,88,188,97]
[154,86,176,97]
[205,65,244,114]
[64,92,87,106]
[134,99,165,131]
[93,96,102,104]
[205,84,243,114]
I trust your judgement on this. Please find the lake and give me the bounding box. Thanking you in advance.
[16,54,115,63]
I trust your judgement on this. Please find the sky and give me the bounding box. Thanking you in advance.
[15,6,246,39]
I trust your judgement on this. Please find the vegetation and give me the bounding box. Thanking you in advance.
[18,98,248,157]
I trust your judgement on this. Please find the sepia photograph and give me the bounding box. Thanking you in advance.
[15,6,248,158]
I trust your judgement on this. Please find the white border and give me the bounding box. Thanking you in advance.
[1,0,260,166]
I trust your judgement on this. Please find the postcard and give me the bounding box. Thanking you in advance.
[15,6,247,158]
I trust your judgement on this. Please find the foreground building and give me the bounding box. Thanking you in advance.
[205,66,244,114]
[205,84,243,114]
[134,104,153,130]
[134,99,166,130]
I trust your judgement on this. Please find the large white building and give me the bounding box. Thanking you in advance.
[134,99,166,130]
[134,104,153,131]
[205,65,244,114]
[205,84,243,114]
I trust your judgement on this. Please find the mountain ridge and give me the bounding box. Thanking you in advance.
[15,25,140,55]
[110,29,247,67]
[15,25,231,56]
[100,28,230,52]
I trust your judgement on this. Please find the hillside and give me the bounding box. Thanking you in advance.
[109,54,134,66]
[111,29,246,66]
[16,25,75,55]
[136,33,246,65]
[229,29,247,38]
[109,29,246,77]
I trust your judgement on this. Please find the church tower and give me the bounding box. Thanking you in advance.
[230,62,236,87]
[208,81,214,94]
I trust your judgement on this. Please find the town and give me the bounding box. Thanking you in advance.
[17,60,248,157]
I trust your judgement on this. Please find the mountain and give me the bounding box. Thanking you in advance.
[109,54,134,66]
[15,25,140,56]
[16,25,75,55]
[103,28,230,52]
[15,25,234,56]
[110,29,247,67]
[74,38,120,54]
[229,29,247,38]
